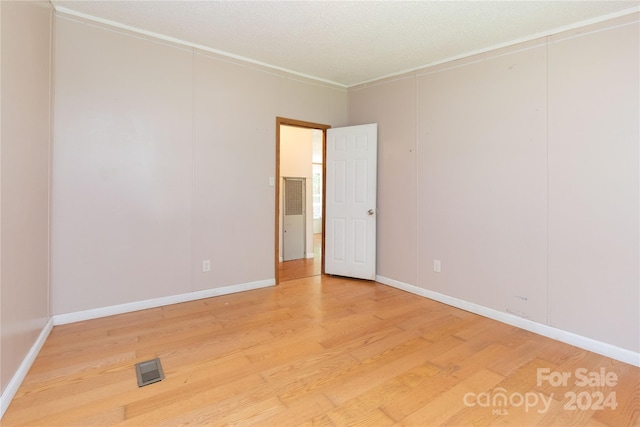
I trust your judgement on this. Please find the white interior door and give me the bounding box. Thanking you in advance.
[325,123,377,280]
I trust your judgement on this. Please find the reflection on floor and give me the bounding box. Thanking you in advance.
[279,233,321,282]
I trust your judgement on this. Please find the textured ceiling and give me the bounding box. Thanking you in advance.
[52,1,639,87]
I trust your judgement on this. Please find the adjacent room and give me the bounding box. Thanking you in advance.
[1,1,638,425]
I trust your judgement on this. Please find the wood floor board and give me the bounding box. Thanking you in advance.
[245,335,327,365]
[159,299,217,319]
[273,353,363,405]
[492,357,555,392]
[488,395,566,427]
[120,373,268,426]
[532,337,592,367]
[323,341,430,400]
[397,369,505,426]
[135,325,275,359]
[393,308,459,334]
[324,407,397,427]
[36,330,112,356]
[317,316,392,348]
[325,341,440,406]
[536,395,597,427]
[27,336,140,375]
[144,389,283,427]
[256,393,335,427]
[52,308,164,336]
[441,398,506,427]
[380,368,463,422]
[325,367,413,413]
[206,396,287,427]
[590,361,640,426]
[450,315,511,341]
[3,275,638,426]
[429,343,510,382]
[265,314,323,337]
[485,340,543,378]
[134,319,225,347]
[7,379,132,426]
[145,348,254,393]
[109,310,223,340]
[347,329,425,363]
[370,299,434,322]
[534,351,609,397]
[319,324,403,353]
[19,350,138,392]
[419,313,480,342]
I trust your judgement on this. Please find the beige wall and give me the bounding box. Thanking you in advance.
[349,13,639,352]
[0,1,52,395]
[547,18,639,347]
[415,40,549,323]
[349,76,417,286]
[52,14,347,315]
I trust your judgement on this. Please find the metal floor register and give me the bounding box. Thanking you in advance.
[135,358,165,387]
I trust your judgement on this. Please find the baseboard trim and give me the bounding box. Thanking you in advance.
[0,318,54,419]
[376,275,640,367]
[1,279,275,420]
[53,279,275,326]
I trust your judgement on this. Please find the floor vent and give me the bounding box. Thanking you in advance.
[135,358,165,387]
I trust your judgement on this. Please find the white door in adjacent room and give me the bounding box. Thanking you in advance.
[283,177,306,261]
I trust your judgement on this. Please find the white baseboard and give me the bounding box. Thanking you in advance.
[5,275,636,423]
[0,318,54,419]
[53,279,275,326]
[376,275,640,367]
[306,252,315,259]
[0,279,275,420]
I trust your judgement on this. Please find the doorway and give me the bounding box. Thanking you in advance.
[275,117,330,284]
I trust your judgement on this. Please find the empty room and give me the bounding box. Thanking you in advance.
[1,1,639,426]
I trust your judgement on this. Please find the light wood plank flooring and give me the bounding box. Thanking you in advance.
[3,275,639,426]
[278,233,322,282]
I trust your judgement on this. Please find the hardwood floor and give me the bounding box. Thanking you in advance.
[278,233,322,282]
[3,275,639,426]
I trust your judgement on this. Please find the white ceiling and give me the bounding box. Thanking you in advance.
[52,1,639,87]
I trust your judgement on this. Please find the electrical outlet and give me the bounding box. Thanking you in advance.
[433,259,441,273]
[202,260,211,272]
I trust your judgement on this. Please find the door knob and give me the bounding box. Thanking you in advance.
[368,209,375,215]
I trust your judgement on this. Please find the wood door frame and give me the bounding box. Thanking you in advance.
[275,117,330,284]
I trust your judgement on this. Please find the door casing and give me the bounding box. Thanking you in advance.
[275,117,330,284]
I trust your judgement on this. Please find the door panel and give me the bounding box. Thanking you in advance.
[325,123,377,280]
